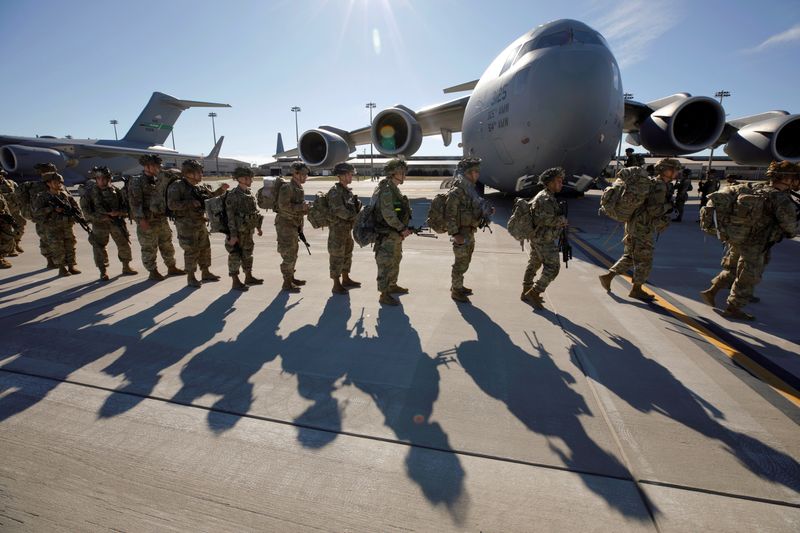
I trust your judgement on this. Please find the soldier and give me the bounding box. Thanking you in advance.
[0,169,26,255]
[225,166,264,291]
[0,193,15,268]
[698,168,720,208]
[521,167,568,310]
[672,168,693,222]
[624,148,644,168]
[276,161,310,292]
[128,154,185,281]
[327,162,362,295]
[85,166,137,281]
[599,158,681,301]
[374,158,412,306]
[167,159,228,288]
[17,163,56,267]
[32,171,82,276]
[446,157,493,304]
[701,161,799,320]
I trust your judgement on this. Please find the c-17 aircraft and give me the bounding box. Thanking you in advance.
[0,92,231,185]
[280,19,800,194]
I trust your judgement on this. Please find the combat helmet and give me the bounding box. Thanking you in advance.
[654,158,683,172]
[333,162,356,175]
[290,161,309,173]
[181,159,203,173]
[539,166,565,184]
[138,153,163,166]
[233,166,255,178]
[90,165,112,178]
[457,157,481,174]
[384,158,407,176]
[766,160,800,179]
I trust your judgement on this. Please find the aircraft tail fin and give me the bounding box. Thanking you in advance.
[276,133,285,155]
[207,136,224,159]
[122,92,231,146]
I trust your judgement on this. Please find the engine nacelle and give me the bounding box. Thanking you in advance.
[0,144,68,175]
[724,114,800,165]
[371,107,423,157]
[298,129,351,168]
[639,96,725,155]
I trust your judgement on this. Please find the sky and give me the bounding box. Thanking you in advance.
[2,0,799,164]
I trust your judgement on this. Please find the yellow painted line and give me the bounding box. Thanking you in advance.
[571,233,800,408]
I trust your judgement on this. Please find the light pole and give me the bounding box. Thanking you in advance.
[366,102,376,179]
[208,112,219,175]
[291,106,302,148]
[616,93,634,170]
[110,119,118,140]
[705,90,731,177]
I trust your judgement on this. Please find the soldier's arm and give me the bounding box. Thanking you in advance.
[277,184,301,214]
[773,193,798,238]
[445,189,462,235]
[379,187,405,231]
[167,182,193,213]
[211,184,227,198]
[128,178,146,219]
[33,193,54,218]
[91,190,111,219]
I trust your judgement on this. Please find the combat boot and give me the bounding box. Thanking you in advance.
[121,262,138,276]
[99,269,110,282]
[6,250,18,257]
[388,284,409,294]
[524,288,545,310]
[629,284,655,302]
[341,272,361,288]
[520,286,532,302]
[722,305,755,321]
[46,257,56,269]
[451,289,471,304]
[187,272,201,288]
[167,265,186,276]
[58,266,71,277]
[282,276,301,293]
[0,258,11,269]
[201,267,220,281]
[148,269,165,282]
[292,275,306,286]
[67,265,81,275]
[15,243,23,253]
[379,292,399,306]
[460,286,474,296]
[598,272,616,292]
[244,271,263,285]
[231,274,249,292]
[700,283,723,307]
[332,277,347,295]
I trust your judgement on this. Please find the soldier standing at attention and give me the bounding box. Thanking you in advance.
[446,157,492,304]
[85,166,137,281]
[32,171,82,277]
[276,161,310,292]
[521,167,568,310]
[18,163,56,267]
[0,169,25,255]
[327,162,362,295]
[374,159,412,306]
[598,158,681,301]
[167,159,228,288]
[0,193,15,268]
[225,166,264,292]
[672,168,693,222]
[128,154,185,281]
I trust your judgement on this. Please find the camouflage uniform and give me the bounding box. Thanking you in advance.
[32,189,80,268]
[374,177,411,293]
[445,177,482,291]
[327,182,359,279]
[86,182,133,272]
[672,174,692,221]
[128,171,178,272]
[0,194,16,265]
[17,180,50,261]
[699,175,720,208]
[524,188,566,292]
[0,174,26,250]
[225,186,263,275]
[167,178,225,273]
[275,179,306,278]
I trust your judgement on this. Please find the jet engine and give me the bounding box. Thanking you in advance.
[298,129,351,168]
[0,144,68,175]
[371,106,423,157]
[724,114,800,165]
[639,96,725,155]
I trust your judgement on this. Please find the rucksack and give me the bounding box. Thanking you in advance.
[16,180,46,219]
[426,191,449,234]
[78,179,97,219]
[701,184,766,243]
[205,191,229,233]
[599,166,653,222]
[507,197,536,242]
[307,192,331,229]
[256,176,285,211]
[353,200,378,247]
[162,171,182,219]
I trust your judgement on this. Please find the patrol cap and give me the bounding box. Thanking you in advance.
[333,162,356,175]
[290,161,309,173]
[90,165,112,178]
[181,159,203,173]
[138,153,163,166]
[539,166,565,184]
[233,166,255,178]
[34,162,59,175]
[766,160,800,179]
[384,158,408,175]
[457,157,481,173]
[654,157,683,172]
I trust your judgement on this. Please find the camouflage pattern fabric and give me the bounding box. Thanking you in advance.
[275,179,305,277]
[373,178,411,292]
[0,176,26,245]
[136,218,176,272]
[168,179,224,273]
[87,183,132,270]
[225,186,262,275]
[327,182,359,278]
[0,195,15,257]
[524,188,565,291]
[375,232,403,292]
[446,178,482,289]
[32,190,79,267]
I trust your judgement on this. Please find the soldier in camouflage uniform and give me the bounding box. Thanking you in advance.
[276,161,310,292]
[32,172,82,276]
[521,167,568,310]
[446,157,493,304]
[0,193,15,268]
[701,161,799,320]
[374,159,412,306]
[327,162,362,295]
[672,168,692,222]
[128,154,185,281]
[0,169,26,255]
[225,166,264,292]
[85,166,137,281]
[698,168,720,208]
[18,163,56,267]
[167,159,228,288]
[599,158,681,301]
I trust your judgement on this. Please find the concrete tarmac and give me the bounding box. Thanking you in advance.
[0,180,798,531]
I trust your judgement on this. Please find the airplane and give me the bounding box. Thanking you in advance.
[279,19,800,195]
[0,92,231,185]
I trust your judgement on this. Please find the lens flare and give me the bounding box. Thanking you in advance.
[380,125,395,138]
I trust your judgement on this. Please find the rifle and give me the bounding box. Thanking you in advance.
[298,230,311,254]
[408,225,438,238]
[47,194,92,235]
[557,200,573,268]
[96,193,130,244]
[0,213,19,236]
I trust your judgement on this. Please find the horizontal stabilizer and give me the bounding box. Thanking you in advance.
[443,79,479,94]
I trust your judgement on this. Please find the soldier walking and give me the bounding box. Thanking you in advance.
[374,159,412,306]
[672,168,692,222]
[276,161,310,292]
[225,166,264,291]
[32,171,82,277]
[0,169,26,255]
[327,162,362,295]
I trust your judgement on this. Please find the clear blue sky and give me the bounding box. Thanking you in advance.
[2,0,799,163]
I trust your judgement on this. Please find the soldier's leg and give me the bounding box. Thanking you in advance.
[727,243,765,310]
[155,219,178,268]
[523,243,543,292]
[342,231,354,275]
[609,236,635,276]
[276,223,299,278]
[451,238,474,290]
[197,226,212,270]
[630,233,654,285]
[533,241,561,292]
[328,226,345,279]
[64,225,78,270]
[13,214,25,248]
[375,235,393,293]
[241,233,255,274]
[91,225,111,272]
[711,245,738,289]
[35,221,50,261]
[136,224,158,272]
[226,241,243,276]
[109,224,133,265]
[388,236,403,287]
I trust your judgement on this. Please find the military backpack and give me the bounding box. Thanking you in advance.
[599,166,653,222]
[205,192,229,234]
[16,180,47,220]
[160,169,182,219]
[256,176,286,212]
[307,192,331,229]
[353,196,379,247]
[78,179,97,220]
[426,191,450,234]
[700,184,768,243]
[507,197,536,243]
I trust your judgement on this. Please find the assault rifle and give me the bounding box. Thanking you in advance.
[557,200,573,268]
[47,194,92,235]
[298,230,311,255]
[408,225,438,238]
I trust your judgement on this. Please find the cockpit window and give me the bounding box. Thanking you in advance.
[574,30,604,46]
[499,43,523,76]
[537,30,572,48]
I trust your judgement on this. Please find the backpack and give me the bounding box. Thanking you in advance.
[353,201,378,247]
[205,191,229,233]
[162,171,182,219]
[701,184,766,243]
[256,176,285,211]
[507,197,536,242]
[16,180,46,219]
[307,192,331,229]
[599,166,653,222]
[78,179,97,219]
[426,191,449,233]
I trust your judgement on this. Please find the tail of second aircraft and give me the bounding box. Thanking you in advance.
[275,132,285,155]
[122,92,231,146]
